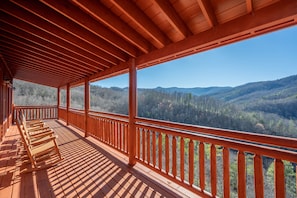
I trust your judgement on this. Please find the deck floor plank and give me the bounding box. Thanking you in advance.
[0,120,199,198]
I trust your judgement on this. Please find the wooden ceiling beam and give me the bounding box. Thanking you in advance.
[0,35,97,74]
[0,13,114,68]
[111,0,170,49]
[246,0,253,14]
[32,0,137,58]
[70,0,151,54]
[90,61,129,83]
[0,28,105,73]
[197,0,218,27]
[137,0,297,68]
[154,0,192,39]
[1,1,120,65]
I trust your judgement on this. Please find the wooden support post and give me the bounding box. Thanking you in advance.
[128,58,137,166]
[66,83,70,126]
[0,75,3,142]
[84,77,90,137]
[57,87,60,119]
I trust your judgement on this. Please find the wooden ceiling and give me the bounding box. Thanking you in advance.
[1,0,297,87]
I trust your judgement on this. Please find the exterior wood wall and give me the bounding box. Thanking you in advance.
[0,68,13,142]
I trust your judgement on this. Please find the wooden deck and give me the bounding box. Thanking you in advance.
[0,120,199,198]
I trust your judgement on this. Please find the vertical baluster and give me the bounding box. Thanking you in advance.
[211,144,217,197]
[165,134,169,174]
[104,120,107,143]
[120,124,123,151]
[158,132,162,171]
[142,129,146,162]
[275,159,285,198]
[223,147,230,198]
[116,122,119,148]
[125,124,129,153]
[199,142,205,191]
[37,108,39,119]
[147,130,151,165]
[189,139,194,186]
[172,136,177,178]
[111,121,116,145]
[102,119,105,141]
[119,123,122,151]
[180,137,185,182]
[123,124,126,152]
[104,120,107,142]
[136,127,140,159]
[108,120,111,144]
[110,121,113,146]
[238,150,246,197]
[107,120,110,143]
[114,122,117,147]
[254,154,264,198]
[99,119,102,140]
[152,131,156,167]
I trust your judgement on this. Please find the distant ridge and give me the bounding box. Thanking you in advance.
[210,74,297,103]
[150,86,232,96]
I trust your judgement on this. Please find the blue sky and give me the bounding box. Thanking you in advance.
[94,25,297,88]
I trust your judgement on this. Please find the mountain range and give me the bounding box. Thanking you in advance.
[149,75,297,119]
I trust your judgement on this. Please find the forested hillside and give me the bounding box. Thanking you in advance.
[13,76,297,138]
[211,74,297,119]
[13,80,57,105]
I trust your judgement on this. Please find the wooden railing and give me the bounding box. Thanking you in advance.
[135,117,297,198]
[59,108,297,197]
[58,107,67,122]
[14,105,58,121]
[87,111,129,155]
[68,108,85,131]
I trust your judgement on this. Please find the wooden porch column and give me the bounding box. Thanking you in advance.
[66,83,70,126]
[57,87,60,119]
[128,58,137,166]
[0,74,3,142]
[84,77,89,137]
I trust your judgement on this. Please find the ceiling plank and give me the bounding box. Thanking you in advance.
[3,55,79,80]
[0,35,97,74]
[0,44,88,77]
[197,0,218,27]
[0,13,115,68]
[34,0,137,58]
[1,1,120,65]
[137,0,297,68]
[9,65,71,87]
[0,28,104,73]
[154,0,192,39]
[70,0,151,54]
[111,0,170,49]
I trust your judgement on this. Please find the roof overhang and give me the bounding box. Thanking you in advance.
[1,0,297,87]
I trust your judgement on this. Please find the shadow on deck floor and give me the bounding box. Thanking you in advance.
[0,120,199,198]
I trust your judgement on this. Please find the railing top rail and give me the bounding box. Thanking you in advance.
[14,105,57,109]
[89,110,128,120]
[135,117,297,150]
[68,108,85,113]
[136,122,297,163]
